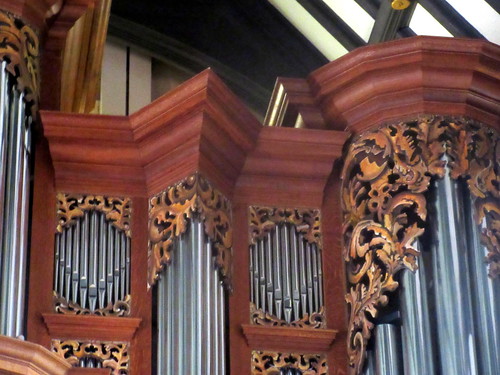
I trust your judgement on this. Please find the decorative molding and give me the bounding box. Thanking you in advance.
[54,292,131,317]
[249,206,321,248]
[251,351,327,375]
[43,313,142,342]
[0,10,39,105]
[148,173,232,288]
[341,115,499,374]
[52,340,128,375]
[250,302,326,329]
[56,193,131,237]
[242,324,337,353]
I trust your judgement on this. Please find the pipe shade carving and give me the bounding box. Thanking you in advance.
[249,207,321,247]
[250,302,325,329]
[341,116,499,374]
[0,10,39,105]
[148,173,232,288]
[251,351,327,375]
[56,194,132,237]
[52,340,128,374]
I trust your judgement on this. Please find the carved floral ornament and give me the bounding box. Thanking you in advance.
[148,173,232,288]
[56,193,132,237]
[53,292,131,317]
[250,302,326,329]
[0,10,40,104]
[341,116,499,374]
[52,340,129,374]
[252,351,327,375]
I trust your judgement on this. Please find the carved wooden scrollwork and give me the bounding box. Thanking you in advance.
[249,206,321,247]
[250,302,326,329]
[53,292,131,317]
[56,193,132,237]
[0,10,39,104]
[148,173,232,288]
[52,340,129,374]
[252,351,327,375]
[341,116,499,374]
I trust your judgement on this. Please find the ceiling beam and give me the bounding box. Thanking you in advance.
[419,0,484,38]
[369,0,417,43]
[484,0,500,14]
[296,0,366,51]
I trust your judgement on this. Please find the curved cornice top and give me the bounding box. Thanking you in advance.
[309,36,500,135]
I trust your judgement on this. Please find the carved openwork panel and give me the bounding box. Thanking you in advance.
[148,173,232,288]
[52,340,129,374]
[341,116,499,374]
[0,10,39,104]
[54,194,132,316]
[251,351,327,375]
[249,206,325,328]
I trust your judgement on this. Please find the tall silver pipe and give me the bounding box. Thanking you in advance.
[265,232,274,315]
[211,259,219,374]
[464,188,500,374]
[311,244,319,312]
[72,218,81,303]
[58,225,66,295]
[290,227,300,321]
[205,240,213,372]
[374,324,401,375]
[176,234,186,375]
[98,214,107,308]
[195,223,204,374]
[431,175,478,375]
[125,236,131,298]
[80,211,89,308]
[64,225,72,300]
[157,268,166,374]
[0,62,8,275]
[106,223,114,305]
[400,249,435,375]
[298,234,307,316]
[258,238,266,312]
[120,233,126,300]
[88,211,98,311]
[281,225,292,323]
[317,248,324,308]
[305,242,314,315]
[273,226,283,319]
[252,242,260,309]
[113,227,120,304]
[220,279,226,375]
[54,233,60,292]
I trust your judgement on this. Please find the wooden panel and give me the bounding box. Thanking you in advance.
[242,324,337,352]
[0,335,71,375]
[42,314,141,342]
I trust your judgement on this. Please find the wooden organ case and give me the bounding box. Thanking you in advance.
[0,1,498,373]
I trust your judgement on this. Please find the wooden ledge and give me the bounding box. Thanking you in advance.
[0,334,71,375]
[68,369,111,375]
[43,314,142,342]
[241,324,337,353]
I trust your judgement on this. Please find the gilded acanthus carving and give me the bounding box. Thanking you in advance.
[148,173,232,288]
[250,302,326,329]
[0,11,39,104]
[53,292,131,317]
[249,206,321,248]
[252,351,327,375]
[52,340,129,375]
[341,116,499,374]
[56,193,132,237]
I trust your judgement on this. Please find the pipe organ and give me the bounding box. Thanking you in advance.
[0,8,498,373]
[53,194,132,317]
[0,59,33,338]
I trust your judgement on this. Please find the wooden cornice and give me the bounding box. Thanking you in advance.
[41,69,262,197]
[235,126,348,207]
[42,314,142,342]
[241,324,337,353]
[0,334,71,375]
[308,36,500,135]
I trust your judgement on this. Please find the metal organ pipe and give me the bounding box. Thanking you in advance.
[156,219,227,375]
[250,223,323,323]
[0,63,31,337]
[53,210,131,314]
